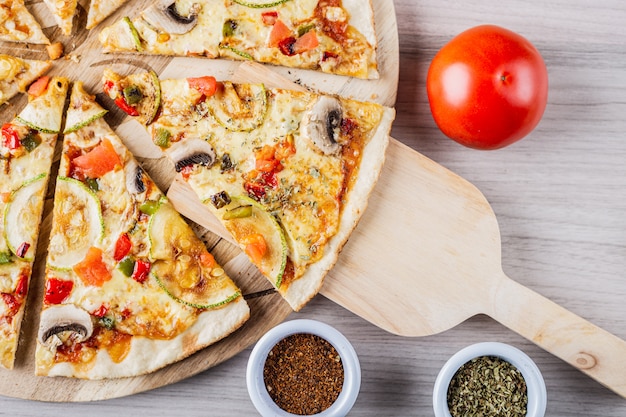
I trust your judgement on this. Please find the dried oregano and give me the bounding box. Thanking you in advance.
[447,355,528,417]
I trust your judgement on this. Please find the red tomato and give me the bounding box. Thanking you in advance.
[131,259,151,284]
[73,139,122,178]
[269,19,292,47]
[27,76,50,97]
[187,76,218,98]
[293,30,319,54]
[113,233,132,261]
[243,234,268,265]
[426,25,548,150]
[1,123,20,150]
[73,247,112,287]
[44,278,74,305]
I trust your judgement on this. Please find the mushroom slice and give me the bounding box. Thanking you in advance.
[300,96,344,155]
[38,304,94,348]
[166,138,216,172]
[125,159,147,194]
[142,1,201,35]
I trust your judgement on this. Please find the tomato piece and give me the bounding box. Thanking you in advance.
[262,11,278,26]
[256,158,281,173]
[1,293,20,320]
[269,19,292,47]
[243,234,267,265]
[16,242,30,259]
[103,80,115,95]
[131,259,151,284]
[275,139,296,160]
[426,25,548,150]
[73,247,112,287]
[322,51,339,62]
[199,251,216,268]
[44,278,74,305]
[27,76,50,97]
[73,138,122,178]
[2,123,20,150]
[278,37,297,56]
[14,273,27,299]
[114,96,140,116]
[92,304,109,318]
[113,233,132,262]
[255,144,275,161]
[293,30,319,54]
[244,180,267,200]
[187,76,218,98]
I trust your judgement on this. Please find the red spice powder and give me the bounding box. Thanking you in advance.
[263,333,344,415]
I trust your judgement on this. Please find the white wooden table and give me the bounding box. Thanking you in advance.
[2,0,626,415]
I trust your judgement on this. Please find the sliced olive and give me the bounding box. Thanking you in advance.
[210,191,231,209]
[223,19,238,37]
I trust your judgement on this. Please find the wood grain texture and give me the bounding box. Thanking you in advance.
[1,0,626,415]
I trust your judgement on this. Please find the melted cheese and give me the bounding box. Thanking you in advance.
[100,0,377,78]
[155,85,383,285]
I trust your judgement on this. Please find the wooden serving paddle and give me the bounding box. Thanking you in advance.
[166,62,626,398]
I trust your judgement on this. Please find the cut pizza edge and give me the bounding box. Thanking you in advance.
[278,105,394,310]
[101,69,395,312]
[0,54,52,106]
[0,0,50,45]
[86,0,129,30]
[42,0,78,36]
[0,76,70,369]
[98,0,379,79]
[35,82,249,379]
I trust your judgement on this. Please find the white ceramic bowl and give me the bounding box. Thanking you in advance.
[246,319,361,417]
[433,342,547,417]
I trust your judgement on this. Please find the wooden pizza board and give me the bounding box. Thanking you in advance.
[0,0,400,402]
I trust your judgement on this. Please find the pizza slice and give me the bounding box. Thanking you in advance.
[102,69,394,311]
[99,0,378,79]
[42,0,77,36]
[35,82,249,379]
[0,76,69,369]
[86,0,129,30]
[0,54,52,106]
[0,0,50,44]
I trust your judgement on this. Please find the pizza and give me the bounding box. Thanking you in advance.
[102,69,394,311]
[43,0,77,36]
[0,0,50,44]
[99,0,378,79]
[0,76,69,369]
[35,82,249,379]
[43,0,131,35]
[86,0,130,30]
[0,55,52,106]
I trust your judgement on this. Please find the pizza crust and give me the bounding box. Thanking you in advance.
[36,296,250,379]
[280,106,395,310]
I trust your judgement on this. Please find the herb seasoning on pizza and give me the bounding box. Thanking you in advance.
[35,82,249,379]
[0,76,69,369]
[102,69,394,310]
[99,0,379,79]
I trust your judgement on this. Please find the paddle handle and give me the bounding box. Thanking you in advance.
[491,275,626,398]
